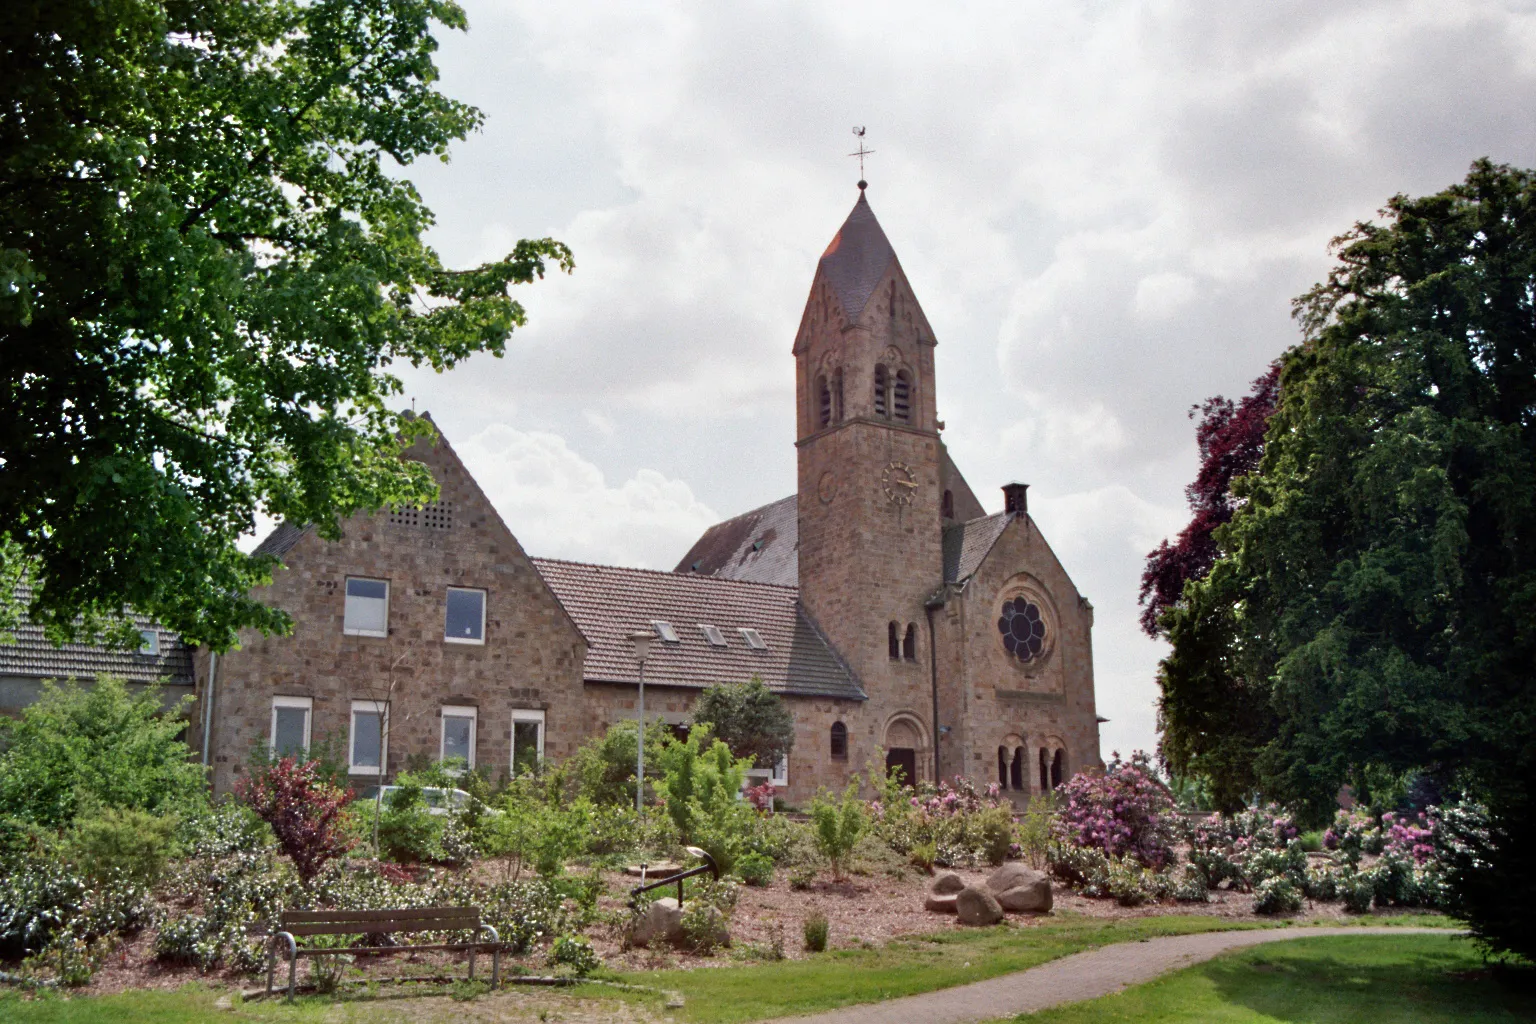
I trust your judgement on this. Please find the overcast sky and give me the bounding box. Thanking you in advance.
[379,0,1536,761]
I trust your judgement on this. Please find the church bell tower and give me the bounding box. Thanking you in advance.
[794,186,945,783]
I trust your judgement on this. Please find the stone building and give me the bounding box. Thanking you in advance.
[196,186,1102,804]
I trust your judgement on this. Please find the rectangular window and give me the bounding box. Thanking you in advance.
[650,620,680,643]
[698,623,726,647]
[270,696,312,757]
[350,700,388,774]
[444,587,486,644]
[771,753,789,787]
[441,707,477,770]
[139,629,160,655]
[511,709,545,777]
[738,627,768,650]
[344,578,389,637]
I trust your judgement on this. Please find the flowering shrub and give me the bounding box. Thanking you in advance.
[549,934,600,976]
[745,782,776,812]
[1185,804,1300,890]
[1052,751,1176,869]
[1253,876,1303,916]
[868,774,1017,868]
[236,757,354,883]
[1381,811,1435,864]
[1322,808,1383,865]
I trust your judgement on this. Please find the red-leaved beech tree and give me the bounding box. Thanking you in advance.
[1138,364,1281,637]
[237,757,355,884]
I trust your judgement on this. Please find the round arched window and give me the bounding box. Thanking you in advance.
[998,596,1047,662]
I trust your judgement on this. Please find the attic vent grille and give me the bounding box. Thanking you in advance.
[699,623,727,647]
[388,501,455,530]
[739,628,768,650]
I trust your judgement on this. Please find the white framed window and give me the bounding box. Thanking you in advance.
[510,709,545,777]
[698,623,726,646]
[444,587,486,644]
[270,696,312,757]
[138,629,160,655]
[349,699,389,774]
[343,577,389,637]
[441,706,477,770]
[744,754,789,789]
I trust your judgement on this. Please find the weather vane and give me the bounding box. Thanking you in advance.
[849,127,874,190]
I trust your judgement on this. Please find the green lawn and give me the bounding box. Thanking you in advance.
[1008,933,1535,1023]
[0,915,1468,1024]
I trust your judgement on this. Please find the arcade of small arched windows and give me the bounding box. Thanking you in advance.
[815,368,845,429]
[872,364,914,424]
[997,742,1068,793]
[887,621,917,661]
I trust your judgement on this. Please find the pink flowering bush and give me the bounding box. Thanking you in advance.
[867,772,1016,867]
[1186,804,1301,890]
[744,782,776,813]
[1051,751,1176,869]
[1381,811,1435,865]
[1322,808,1384,865]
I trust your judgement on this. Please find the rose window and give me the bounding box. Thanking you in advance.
[998,597,1047,662]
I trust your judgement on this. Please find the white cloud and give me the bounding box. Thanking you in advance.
[455,424,719,569]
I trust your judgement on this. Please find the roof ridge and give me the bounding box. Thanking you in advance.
[531,555,800,591]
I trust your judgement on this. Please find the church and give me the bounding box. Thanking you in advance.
[193,186,1103,806]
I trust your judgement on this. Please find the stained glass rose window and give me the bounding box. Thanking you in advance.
[998,596,1046,661]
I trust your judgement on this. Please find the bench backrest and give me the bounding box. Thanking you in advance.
[280,907,481,937]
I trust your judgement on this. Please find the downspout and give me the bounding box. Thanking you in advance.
[200,650,218,767]
[924,593,945,785]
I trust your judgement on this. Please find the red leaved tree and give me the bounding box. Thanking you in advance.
[237,756,355,883]
[1139,364,1280,637]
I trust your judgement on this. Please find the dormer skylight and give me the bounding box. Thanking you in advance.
[699,623,727,647]
[651,620,680,643]
[739,628,768,651]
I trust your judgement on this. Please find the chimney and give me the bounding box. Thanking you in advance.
[1002,482,1029,515]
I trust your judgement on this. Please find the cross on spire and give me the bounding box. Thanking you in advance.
[849,127,874,190]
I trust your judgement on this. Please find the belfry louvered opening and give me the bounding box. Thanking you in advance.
[893,370,912,423]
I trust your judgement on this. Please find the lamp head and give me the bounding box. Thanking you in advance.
[627,628,654,663]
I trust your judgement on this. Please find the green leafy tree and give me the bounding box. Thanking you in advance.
[692,677,795,771]
[0,677,205,825]
[655,725,753,870]
[566,719,671,806]
[1158,160,1536,960]
[0,0,571,649]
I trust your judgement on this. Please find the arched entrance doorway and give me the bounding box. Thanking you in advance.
[883,715,925,788]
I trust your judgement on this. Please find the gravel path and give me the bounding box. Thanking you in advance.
[762,926,1453,1024]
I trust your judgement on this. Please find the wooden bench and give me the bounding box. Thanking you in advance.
[265,906,501,1000]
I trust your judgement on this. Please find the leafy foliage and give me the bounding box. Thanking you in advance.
[66,807,178,886]
[867,769,1016,868]
[1,0,571,648]
[1156,160,1536,959]
[810,781,866,881]
[566,719,671,807]
[655,725,752,861]
[236,756,354,883]
[549,934,600,977]
[0,677,205,826]
[802,912,829,953]
[1140,364,1280,638]
[692,677,796,771]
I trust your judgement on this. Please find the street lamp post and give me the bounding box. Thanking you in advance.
[627,629,654,817]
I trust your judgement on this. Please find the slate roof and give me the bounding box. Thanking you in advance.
[673,495,798,586]
[819,191,897,319]
[0,588,194,686]
[252,521,310,560]
[943,512,1015,584]
[531,558,863,701]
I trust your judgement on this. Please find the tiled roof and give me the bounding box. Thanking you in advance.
[531,558,863,701]
[673,495,798,586]
[944,512,1014,584]
[0,587,194,686]
[819,191,897,319]
[252,521,311,560]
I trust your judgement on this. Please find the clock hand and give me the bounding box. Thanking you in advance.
[897,479,917,489]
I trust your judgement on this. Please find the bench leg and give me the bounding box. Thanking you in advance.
[288,949,297,1002]
[492,946,500,990]
[469,943,476,982]
[266,943,276,998]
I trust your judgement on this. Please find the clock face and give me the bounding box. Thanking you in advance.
[882,462,917,505]
[817,471,837,505]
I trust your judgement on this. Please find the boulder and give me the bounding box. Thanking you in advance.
[931,872,966,895]
[986,864,1053,914]
[924,893,958,913]
[955,886,1004,926]
[628,897,684,948]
